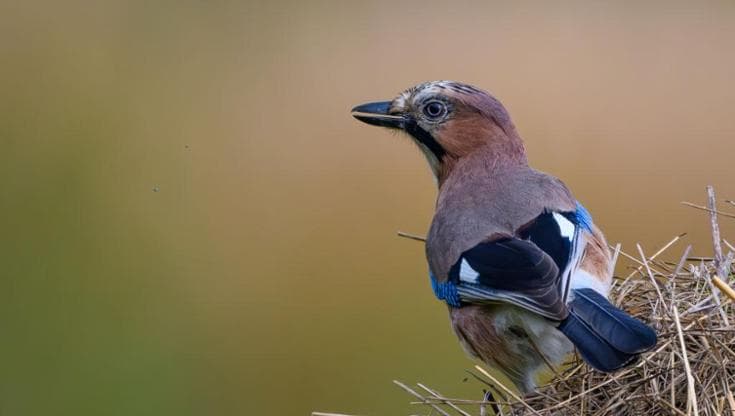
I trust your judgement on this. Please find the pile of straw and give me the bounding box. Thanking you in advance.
[463,241,735,416]
[314,187,735,416]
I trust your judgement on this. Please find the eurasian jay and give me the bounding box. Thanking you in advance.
[351,81,656,394]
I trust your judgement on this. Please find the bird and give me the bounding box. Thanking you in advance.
[351,81,657,395]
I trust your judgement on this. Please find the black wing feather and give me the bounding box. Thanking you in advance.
[462,238,559,291]
[451,237,567,320]
[448,211,577,320]
[519,212,573,272]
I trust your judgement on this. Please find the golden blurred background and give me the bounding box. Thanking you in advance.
[1,1,734,414]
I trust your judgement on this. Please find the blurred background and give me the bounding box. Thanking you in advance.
[1,1,735,415]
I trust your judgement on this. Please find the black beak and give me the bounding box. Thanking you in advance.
[351,101,405,129]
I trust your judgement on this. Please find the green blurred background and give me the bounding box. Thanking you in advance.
[1,1,735,415]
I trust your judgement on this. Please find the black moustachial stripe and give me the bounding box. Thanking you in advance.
[404,119,446,160]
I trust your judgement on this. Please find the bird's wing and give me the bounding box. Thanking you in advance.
[450,210,587,321]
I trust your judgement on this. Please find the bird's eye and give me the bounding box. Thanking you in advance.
[423,101,447,119]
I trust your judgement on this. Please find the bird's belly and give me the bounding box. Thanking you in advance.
[449,304,572,390]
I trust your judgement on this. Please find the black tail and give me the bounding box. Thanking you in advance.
[558,288,657,372]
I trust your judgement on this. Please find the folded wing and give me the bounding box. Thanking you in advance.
[450,210,584,320]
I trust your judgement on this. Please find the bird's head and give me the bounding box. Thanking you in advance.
[351,81,526,184]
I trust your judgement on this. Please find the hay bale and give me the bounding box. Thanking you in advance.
[502,246,735,415]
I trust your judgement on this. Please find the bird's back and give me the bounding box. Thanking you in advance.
[427,156,576,281]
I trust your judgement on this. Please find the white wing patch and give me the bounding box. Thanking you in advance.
[459,258,480,283]
[545,212,585,304]
[570,269,611,297]
[552,212,575,240]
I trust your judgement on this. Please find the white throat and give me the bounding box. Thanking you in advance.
[414,140,441,183]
